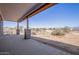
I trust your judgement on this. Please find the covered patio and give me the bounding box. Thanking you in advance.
[0,35,70,55]
[0,3,56,39]
[0,3,71,55]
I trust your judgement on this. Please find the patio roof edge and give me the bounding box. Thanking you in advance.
[18,3,57,22]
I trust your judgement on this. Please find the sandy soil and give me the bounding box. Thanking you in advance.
[32,31,79,47]
[32,31,79,54]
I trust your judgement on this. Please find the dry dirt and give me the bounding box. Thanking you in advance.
[32,31,79,47]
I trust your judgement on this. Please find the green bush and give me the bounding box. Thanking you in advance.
[51,29,65,36]
[51,26,71,36]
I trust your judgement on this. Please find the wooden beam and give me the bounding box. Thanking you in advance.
[19,3,57,22]
[28,3,57,18]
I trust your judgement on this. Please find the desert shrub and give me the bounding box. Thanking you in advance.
[62,26,71,33]
[51,26,71,36]
[32,32,36,35]
[51,29,65,36]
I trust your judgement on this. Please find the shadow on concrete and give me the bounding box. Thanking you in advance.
[0,35,70,55]
[32,36,79,55]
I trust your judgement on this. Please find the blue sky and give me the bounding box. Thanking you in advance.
[4,3,79,28]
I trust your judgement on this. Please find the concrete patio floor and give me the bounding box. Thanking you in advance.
[0,35,71,55]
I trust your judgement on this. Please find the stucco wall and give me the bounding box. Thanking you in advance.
[0,10,3,35]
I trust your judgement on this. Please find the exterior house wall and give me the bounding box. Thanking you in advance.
[0,10,3,35]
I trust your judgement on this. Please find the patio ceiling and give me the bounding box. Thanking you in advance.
[0,3,57,22]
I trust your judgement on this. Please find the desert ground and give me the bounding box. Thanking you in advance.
[32,31,79,54]
[32,31,79,46]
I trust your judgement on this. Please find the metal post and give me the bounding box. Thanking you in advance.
[27,17,29,29]
[16,22,19,35]
[24,17,31,39]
